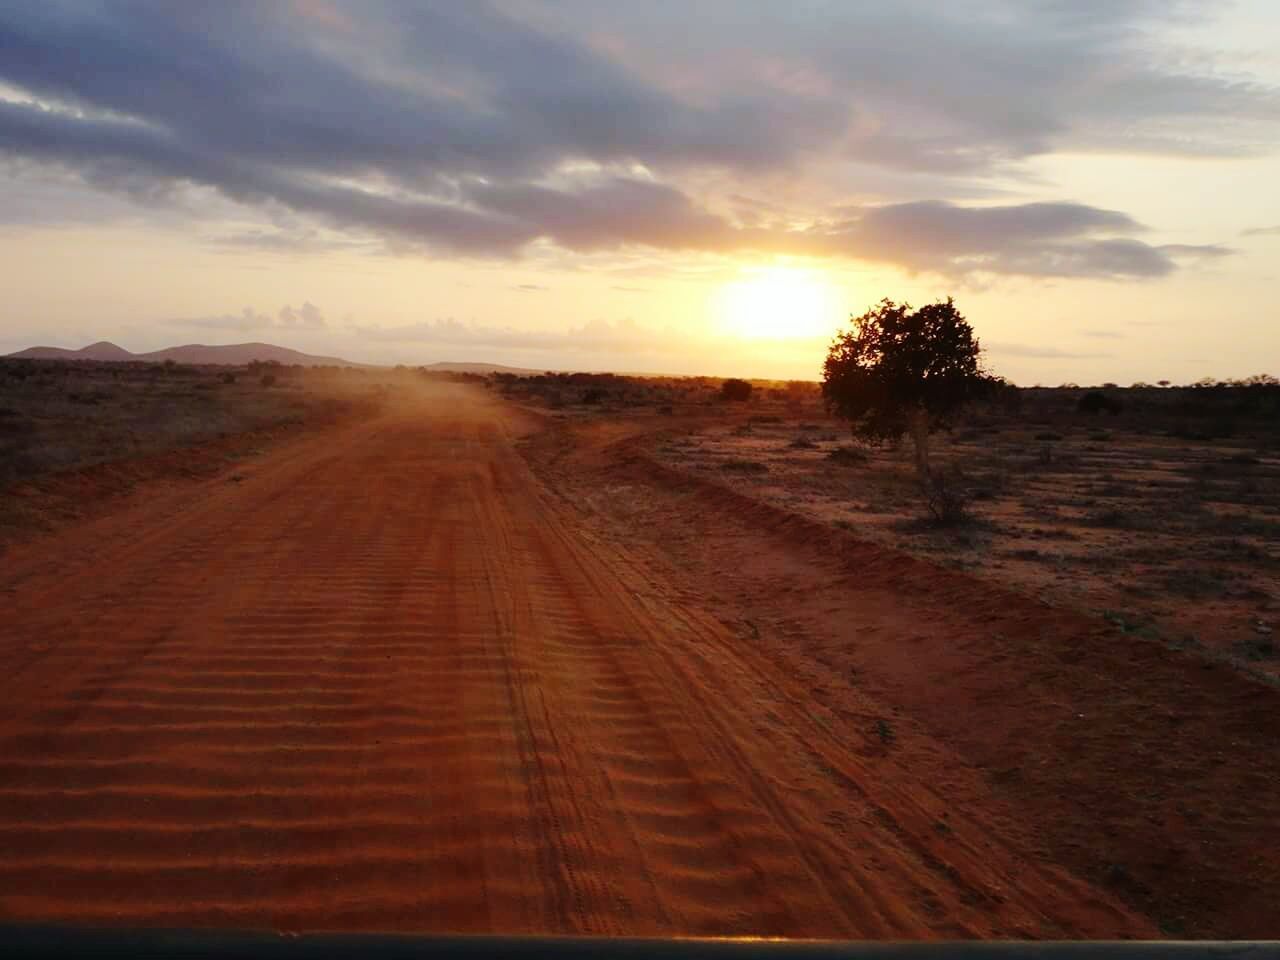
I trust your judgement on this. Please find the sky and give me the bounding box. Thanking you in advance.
[0,1,1277,384]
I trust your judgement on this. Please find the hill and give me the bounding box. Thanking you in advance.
[140,342,357,366]
[7,342,550,373]
[7,341,360,367]
[9,341,137,362]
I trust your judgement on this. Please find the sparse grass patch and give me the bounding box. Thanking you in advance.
[826,446,868,466]
[874,718,895,745]
[1084,506,1155,530]
[1102,609,1162,640]
[1005,547,1058,563]
[720,458,768,474]
[1235,634,1276,661]
[1160,566,1233,599]
[637,380,1280,678]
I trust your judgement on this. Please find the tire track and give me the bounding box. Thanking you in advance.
[0,383,1154,937]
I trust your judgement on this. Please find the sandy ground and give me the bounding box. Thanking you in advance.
[521,407,1280,939]
[0,381,1257,938]
[646,416,1278,674]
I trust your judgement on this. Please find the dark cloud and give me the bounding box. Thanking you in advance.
[795,202,1185,278]
[547,0,1278,165]
[1158,244,1234,260]
[0,2,1266,277]
[202,228,379,256]
[471,177,731,252]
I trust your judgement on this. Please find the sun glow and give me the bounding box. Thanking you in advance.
[716,265,837,340]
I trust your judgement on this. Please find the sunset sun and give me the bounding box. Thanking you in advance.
[717,265,838,341]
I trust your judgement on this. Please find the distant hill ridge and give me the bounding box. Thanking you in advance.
[5,341,538,374]
[7,341,359,367]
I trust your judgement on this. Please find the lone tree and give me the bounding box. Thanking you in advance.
[822,298,994,480]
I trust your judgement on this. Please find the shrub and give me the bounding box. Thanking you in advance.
[875,719,895,745]
[922,466,972,526]
[720,378,753,402]
[220,372,237,385]
[826,446,868,466]
[1078,391,1123,416]
[260,373,277,387]
[720,458,768,474]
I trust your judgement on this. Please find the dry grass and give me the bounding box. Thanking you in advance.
[428,370,1280,674]
[0,358,403,547]
[629,383,1280,676]
[0,359,388,489]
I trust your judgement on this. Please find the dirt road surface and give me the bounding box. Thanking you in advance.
[0,383,1150,937]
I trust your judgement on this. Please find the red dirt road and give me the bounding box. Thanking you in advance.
[0,384,1150,937]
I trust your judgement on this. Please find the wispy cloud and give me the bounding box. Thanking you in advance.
[987,342,1110,360]
[355,317,688,354]
[168,302,330,332]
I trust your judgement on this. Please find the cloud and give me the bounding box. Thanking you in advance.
[202,227,380,255]
[169,302,329,332]
[1158,243,1234,260]
[1081,329,1126,340]
[1,93,1198,277]
[986,342,1110,360]
[0,2,1265,276]
[794,201,1196,279]
[356,317,706,355]
[1242,225,1280,237]
[278,301,327,329]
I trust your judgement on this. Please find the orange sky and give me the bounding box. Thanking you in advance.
[0,2,1277,384]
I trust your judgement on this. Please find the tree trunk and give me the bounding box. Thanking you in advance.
[909,407,931,481]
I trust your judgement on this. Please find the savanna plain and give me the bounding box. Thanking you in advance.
[2,358,1278,940]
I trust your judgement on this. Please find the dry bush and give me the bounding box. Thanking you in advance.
[826,446,868,466]
[720,378,753,402]
[720,458,768,474]
[922,466,972,526]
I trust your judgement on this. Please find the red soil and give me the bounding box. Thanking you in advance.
[0,384,1170,936]
[522,412,1280,938]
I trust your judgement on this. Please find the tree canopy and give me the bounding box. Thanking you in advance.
[822,298,995,476]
